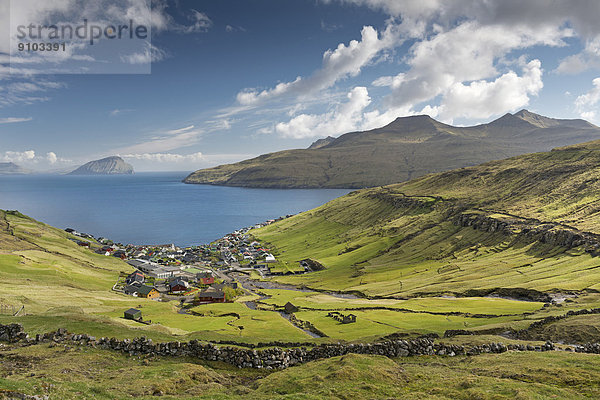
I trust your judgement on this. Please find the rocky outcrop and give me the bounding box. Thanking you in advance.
[366,190,440,210]
[454,212,600,255]
[68,156,133,175]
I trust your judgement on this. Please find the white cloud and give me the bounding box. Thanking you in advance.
[46,152,58,164]
[120,44,167,65]
[383,22,564,112]
[176,10,213,34]
[1,150,69,165]
[109,108,134,117]
[435,59,543,122]
[556,35,600,74]
[166,125,196,135]
[0,77,65,107]
[0,117,32,124]
[575,77,600,121]
[113,125,204,154]
[236,24,399,105]
[1,150,36,163]
[275,86,372,138]
[225,25,246,33]
[242,0,600,126]
[121,152,204,163]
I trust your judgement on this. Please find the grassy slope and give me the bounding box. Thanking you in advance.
[252,140,600,296]
[2,343,600,399]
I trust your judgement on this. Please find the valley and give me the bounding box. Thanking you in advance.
[4,139,600,398]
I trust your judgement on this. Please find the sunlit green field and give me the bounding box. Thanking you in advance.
[260,289,545,315]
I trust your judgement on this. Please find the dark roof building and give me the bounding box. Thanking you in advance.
[284,302,299,314]
[124,283,142,295]
[126,271,145,285]
[124,308,142,320]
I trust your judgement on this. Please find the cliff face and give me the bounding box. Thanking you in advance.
[68,156,134,175]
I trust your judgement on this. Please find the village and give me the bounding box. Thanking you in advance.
[65,214,325,323]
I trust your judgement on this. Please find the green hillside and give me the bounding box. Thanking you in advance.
[252,139,600,297]
[184,110,600,188]
[0,211,314,343]
[6,141,600,398]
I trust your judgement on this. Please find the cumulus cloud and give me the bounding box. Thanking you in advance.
[1,150,36,163]
[383,22,563,112]
[236,24,399,105]
[556,36,600,74]
[248,0,600,129]
[46,152,58,164]
[275,86,372,138]
[120,152,204,163]
[325,0,600,38]
[434,59,543,122]
[1,150,68,165]
[575,77,600,121]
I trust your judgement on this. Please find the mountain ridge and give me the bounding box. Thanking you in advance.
[184,110,600,188]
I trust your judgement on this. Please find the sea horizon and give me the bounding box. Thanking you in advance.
[0,172,350,247]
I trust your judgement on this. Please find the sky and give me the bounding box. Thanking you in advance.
[1,0,600,172]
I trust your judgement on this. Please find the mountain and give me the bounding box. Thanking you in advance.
[184,110,600,188]
[252,137,600,297]
[68,156,134,175]
[308,136,336,149]
[0,162,32,175]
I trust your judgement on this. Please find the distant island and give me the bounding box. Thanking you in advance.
[0,162,32,175]
[68,156,134,175]
[183,110,600,189]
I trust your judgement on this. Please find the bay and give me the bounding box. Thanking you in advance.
[0,172,350,247]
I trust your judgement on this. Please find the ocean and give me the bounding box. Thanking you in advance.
[0,172,350,247]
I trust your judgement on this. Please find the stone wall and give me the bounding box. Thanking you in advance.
[1,323,598,370]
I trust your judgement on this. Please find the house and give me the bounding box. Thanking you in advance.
[162,265,183,276]
[129,259,172,279]
[196,289,225,303]
[265,254,277,263]
[113,250,127,259]
[284,302,298,314]
[169,278,190,294]
[124,284,142,296]
[124,308,142,320]
[126,271,144,285]
[147,268,172,279]
[136,285,160,299]
[197,272,215,285]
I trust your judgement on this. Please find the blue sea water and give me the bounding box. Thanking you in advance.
[0,172,350,247]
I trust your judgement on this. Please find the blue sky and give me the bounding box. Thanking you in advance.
[1,0,600,171]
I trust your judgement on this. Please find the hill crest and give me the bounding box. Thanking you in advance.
[68,156,134,175]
